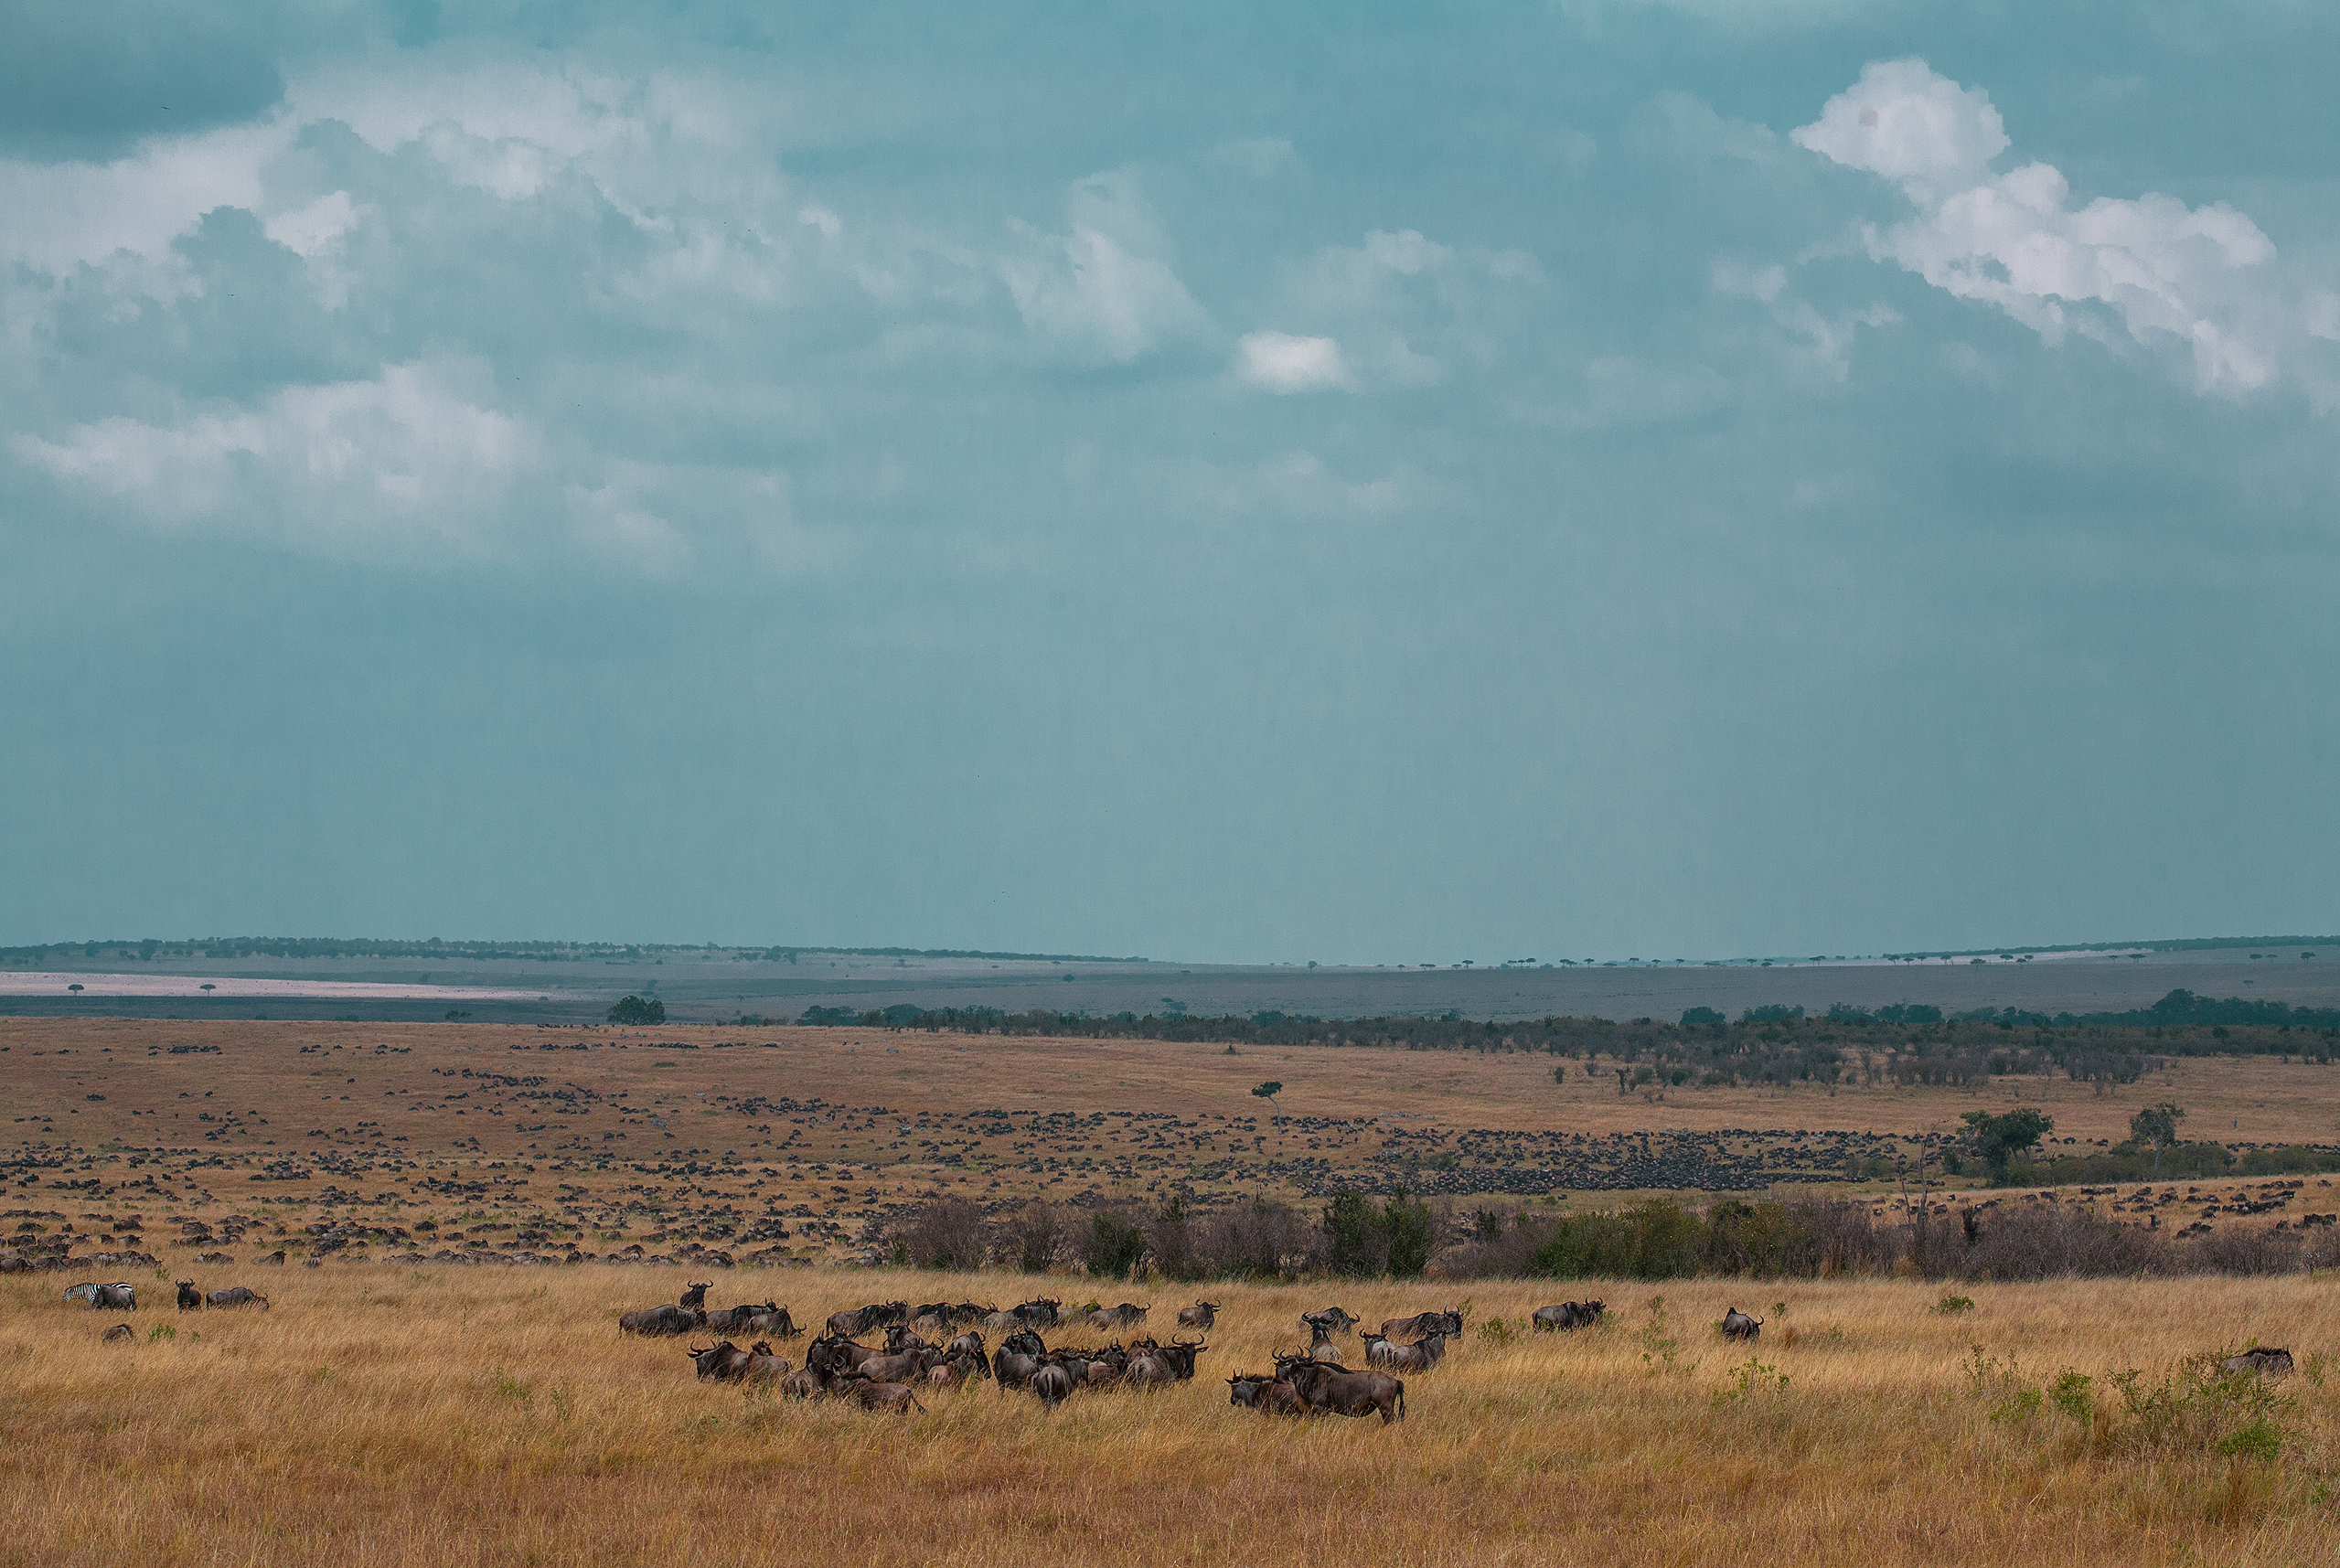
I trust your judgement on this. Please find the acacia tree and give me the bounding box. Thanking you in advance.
[2130,1102,2186,1172]
[1961,1107,2055,1184]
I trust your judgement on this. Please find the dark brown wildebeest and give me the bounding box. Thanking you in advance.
[1376,1308,1461,1343]
[90,1283,137,1311]
[741,1304,799,1339]
[620,1303,702,1336]
[704,1300,783,1334]
[1532,1299,1605,1331]
[883,1323,934,1354]
[1030,1362,1075,1408]
[1125,1349,1178,1389]
[2221,1347,2295,1378]
[946,1329,988,1364]
[206,1286,268,1310]
[993,1328,1046,1390]
[806,1333,882,1380]
[1154,1339,1211,1380]
[1277,1355,1405,1424]
[926,1352,988,1389]
[1090,1302,1149,1330]
[1302,1307,1358,1339]
[980,1309,1024,1334]
[678,1282,711,1311]
[833,1376,926,1414]
[1176,1301,1220,1331]
[1013,1297,1063,1328]
[917,1301,990,1329]
[1721,1307,1762,1341]
[781,1367,827,1401]
[102,1323,134,1343]
[1306,1320,1344,1361]
[686,1340,755,1381]
[826,1301,910,1339]
[176,1281,202,1312]
[1231,1373,1309,1416]
[855,1346,943,1385]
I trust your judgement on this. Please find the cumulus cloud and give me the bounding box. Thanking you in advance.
[1795,59,2303,396]
[0,120,290,275]
[1237,332,1351,392]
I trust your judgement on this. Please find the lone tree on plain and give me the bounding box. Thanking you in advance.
[2130,1102,2186,1172]
[608,994,666,1025]
[1961,1107,2055,1184]
[1253,1081,1282,1114]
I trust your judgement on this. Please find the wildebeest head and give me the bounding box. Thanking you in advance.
[1303,1307,1359,1336]
[685,1340,753,1381]
[1156,1339,1210,1379]
[679,1282,711,1310]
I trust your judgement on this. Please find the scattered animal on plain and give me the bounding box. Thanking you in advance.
[1176,1300,1221,1330]
[102,1322,134,1343]
[206,1286,268,1310]
[176,1281,202,1312]
[1721,1308,1763,1342]
[2221,1347,2295,1378]
[1275,1354,1405,1424]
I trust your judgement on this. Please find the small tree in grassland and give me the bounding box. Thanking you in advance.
[2131,1102,2186,1173]
[1253,1081,1282,1115]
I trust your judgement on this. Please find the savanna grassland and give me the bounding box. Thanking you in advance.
[5,1264,2340,1567]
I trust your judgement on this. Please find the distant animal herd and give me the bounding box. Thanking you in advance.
[50,1276,2298,1410]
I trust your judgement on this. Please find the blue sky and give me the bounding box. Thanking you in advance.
[3,2,2335,963]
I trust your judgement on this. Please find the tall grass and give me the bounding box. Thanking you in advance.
[3,1262,2335,1565]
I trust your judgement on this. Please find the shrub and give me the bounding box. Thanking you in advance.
[1005,1203,1063,1274]
[1080,1210,1149,1279]
[900,1197,989,1271]
[606,996,665,1025]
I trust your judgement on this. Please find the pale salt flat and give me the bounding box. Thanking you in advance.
[0,972,561,999]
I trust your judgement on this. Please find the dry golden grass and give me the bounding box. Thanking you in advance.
[5,1263,2339,1566]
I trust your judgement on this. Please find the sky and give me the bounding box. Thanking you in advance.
[3,1,2335,965]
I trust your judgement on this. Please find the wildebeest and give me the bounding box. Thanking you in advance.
[806,1333,883,1380]
[1152,1339,1211,1380]
[855,1346,944,1385]
[1090,1302,1149,1330]
[1302,1307,1359,1339]
[91,1283,137,1311]
[687,1340,754,1381]
[176,1281,202,1312]
[1125,1349,1178,1389]
[1364,1330,1447,1373]
[620,1303,703,1337]
[1176,1300,1220,1331]
[1030,1362,1075,1408]
[743,1341,791,1381]
[1721,1308,1762,1341]
[1306,1319,1344,1361]
[1532,1299,1605,1331]
[826,1301,909,1339]
[780,1367,827,1401]
[2221,1347,2295,1378]
[917,1300,990,1329]
[1013,1297,1063,1328]
[678,1282,711,1311]
[704,1300,787,1335]
[946,1329,988,1365]
[1229,1371,1309,1415]
[833,1376,926,1414]
[102,1323,135,1343]
[1377,1308,1461,1343]
[883,1324,935,1354]
[1277,1356,1405,1424]
[993,1328,1047,1390]
[206,1286,269,1310]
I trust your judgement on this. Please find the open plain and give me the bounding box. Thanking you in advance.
[6,1017,2340,1563]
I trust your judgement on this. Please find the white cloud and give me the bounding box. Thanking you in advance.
[14,361,533,560]
[1238,332,1351,392]
[1796,59,2304,396]
[1263,229,1540,391]
[999,173,1212,364]
[263,190,361,259]
[0,121,292,275]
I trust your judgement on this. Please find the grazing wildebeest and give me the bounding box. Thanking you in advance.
[1030,1362,1075,1408]
[1306,1320,1345,1361]
[206,1286,268,1310]
[1377,1308,1461,1343]
[176,1281,202,1312]
[620,1303,702,1336]
[1364,1330,1445,1373]
[993,1328,1046,1390]
[1090,1302,1149,1330]
[834,1376,926,1414]
[980,1309,1024,1334]
[1302,1307,1359,1339]
[1533,1299,1605,1331]
[686,1340,755,1381]
[1277,1356,1405,1424]
[2221,1347,2295,1378]
[1176,1301,1220,1331]
[1721,1308,1762,1341]
[1013,1297,1063,1328]
[917,1301,990,1330]
[102,1323,135,1343]
[91,1283,137,1311]
[261,1249,286,1266]
[856,1346,943,1385]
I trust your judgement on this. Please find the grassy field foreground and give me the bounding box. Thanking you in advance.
[4,1267,2337,1566]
